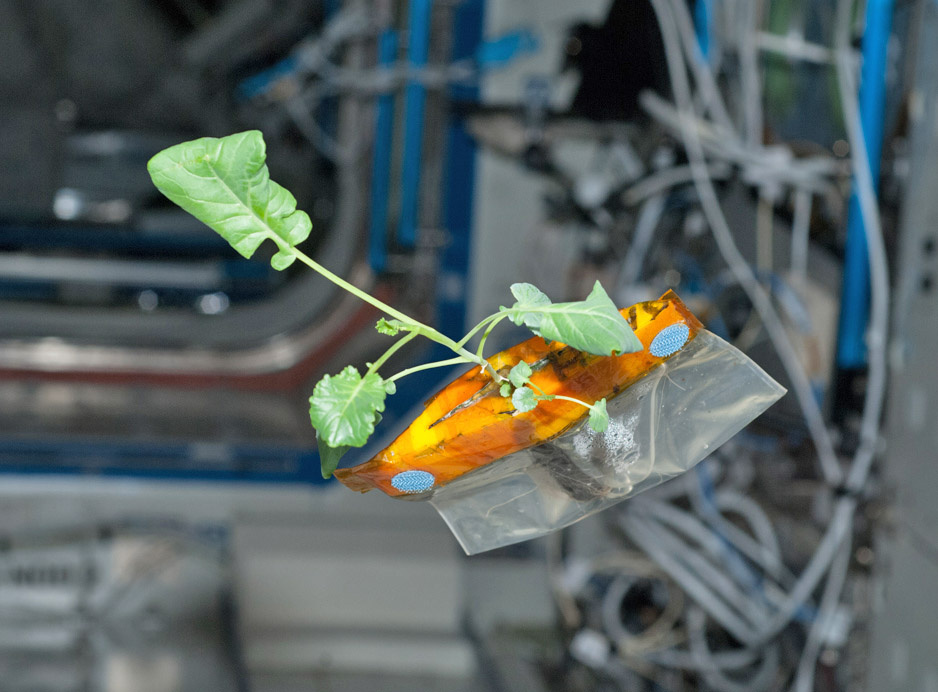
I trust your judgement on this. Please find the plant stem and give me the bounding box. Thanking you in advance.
[528,380,594,412]
[386,356,472,383]
[291,247,504,381]
[547,394,597,410]
[475,314,511,360]
[366,332,418,379]
[455,313,503,348]
[412,325,504,381]
[292,247,422,326]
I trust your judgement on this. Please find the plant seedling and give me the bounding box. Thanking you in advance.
[148,131,640,477]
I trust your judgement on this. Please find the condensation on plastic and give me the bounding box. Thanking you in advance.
[430,330,786,555]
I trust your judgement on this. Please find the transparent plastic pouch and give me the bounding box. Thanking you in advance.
[335,292,785,554]
[430,330,785,554]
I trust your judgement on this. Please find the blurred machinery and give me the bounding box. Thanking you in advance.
[0,0,933,691]
[0,516,235,692]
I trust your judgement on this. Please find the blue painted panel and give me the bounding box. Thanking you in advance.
[369,30,399,272]
[0,437,328,485]
[436,0,484,341]
[398,0,433,247]
[837,0,894,368]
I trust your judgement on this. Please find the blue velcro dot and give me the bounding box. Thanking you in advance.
[391,470,436,494]
[649,322,690,358]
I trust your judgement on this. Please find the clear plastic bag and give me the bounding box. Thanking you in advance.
[334,292,785,554]
[430,329,785,554]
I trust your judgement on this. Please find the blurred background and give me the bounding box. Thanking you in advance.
[0,0,934,690]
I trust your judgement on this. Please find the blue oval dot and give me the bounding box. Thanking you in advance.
[649,322,690,358]
[391,470,436,494]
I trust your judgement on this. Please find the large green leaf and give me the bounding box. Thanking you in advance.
[147,130,311,269]
[503,281,642,356]
[308,366,388,449]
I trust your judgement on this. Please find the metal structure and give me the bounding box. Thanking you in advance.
[2,1,938,690]
[0,0,484,485]
[869,0,938,688]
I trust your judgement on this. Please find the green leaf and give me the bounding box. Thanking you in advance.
[147,130,312,270]
[308,365,387,448]
[384,380,397,395]
[271,248,297,270]
[376,318,406,336]
[499,383,513,398]
[588,398,609,433]
[504,281,642,356]
[503,283,551,327]
[509,361,533,388]
[512,386,538,413]
[317,434,350,479]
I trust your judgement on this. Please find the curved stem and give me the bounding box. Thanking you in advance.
[455,313,504,349]
[549,394,595,410]
[528,380,593,412]
[387,356,472,383]
[366,332,418,379]
[291,247,504,381]
[292,247,423,326]
[476,313,511,360]
[411,325,506,381]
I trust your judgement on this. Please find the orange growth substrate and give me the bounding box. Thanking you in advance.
[334,291,703,497]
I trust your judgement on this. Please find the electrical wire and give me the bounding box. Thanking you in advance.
[621,161,733,206]
[639,503,786,623]
[687,463,793,590]
[739,0,765,149]
[653,0,861,650]
[640,91,845,197]
[497,1,887,687]
[647,644,767,672]
[688,606,781,692]
[649,0,845,488]
[756,190,775,272]
[667,0,737,133]
[710,488,790,583]
[755,31,837,66]
[792,537,852,692]
[600,572,684,657]
[790,188,812,279]
[617,193,667,289]
[628,2,890,687]
[622,512,761,643]
[834,0,890,497]
[781,0,893,684]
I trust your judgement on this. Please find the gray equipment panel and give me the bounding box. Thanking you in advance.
[869,0,938,688]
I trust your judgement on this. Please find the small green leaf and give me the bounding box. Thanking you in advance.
[512,386,538,413]
[588,398,609,433]
[317,434,350,479]
[509,361,533,388]
[499,382,513,398]
[376,318,406,336]
[384,380,397,395]
[308,365,387,448]
[147,130,312,270]
[505,280,642,357]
